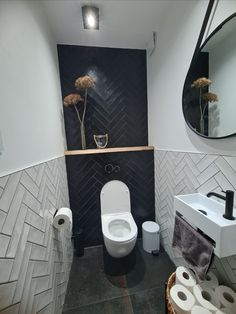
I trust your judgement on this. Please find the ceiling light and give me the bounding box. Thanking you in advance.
[82,5,99,30]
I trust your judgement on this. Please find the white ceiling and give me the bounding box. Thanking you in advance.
[42,0,172,49]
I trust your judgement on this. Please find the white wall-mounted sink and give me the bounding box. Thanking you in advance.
[174,193,236,258]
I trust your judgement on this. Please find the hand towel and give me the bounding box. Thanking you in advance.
[172,214,214,281]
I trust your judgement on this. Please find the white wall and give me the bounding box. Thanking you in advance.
[148,0,236,156]
[0,0,65,177]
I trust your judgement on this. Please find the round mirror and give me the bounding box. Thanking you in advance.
[183,13,236,139]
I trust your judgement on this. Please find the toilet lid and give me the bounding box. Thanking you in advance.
[100,180,131,215]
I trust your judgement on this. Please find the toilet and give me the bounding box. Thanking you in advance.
[100,180,138,258]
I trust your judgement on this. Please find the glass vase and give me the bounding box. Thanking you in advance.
[80,122,86,150]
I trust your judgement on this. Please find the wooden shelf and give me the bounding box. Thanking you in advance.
[65,146,154,156]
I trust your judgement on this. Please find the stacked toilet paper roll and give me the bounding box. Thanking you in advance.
[191,305,212,314]
[216,308,235,314]
[215,286,236,310]
[170,284,195,313]
[53,207,72,231]
[169,267,236,314]
[176,266,196,292]
[193,282,221,312]
[204,271,219,290]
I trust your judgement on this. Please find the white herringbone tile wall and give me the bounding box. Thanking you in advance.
[155,150,236,290]
[0,157,73,313]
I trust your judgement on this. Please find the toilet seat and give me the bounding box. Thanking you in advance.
[102,212,137,243]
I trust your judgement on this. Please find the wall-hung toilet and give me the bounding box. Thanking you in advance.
[100,180,138,258]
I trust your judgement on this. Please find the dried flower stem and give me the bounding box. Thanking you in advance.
[73,104,82,124]
[82,88,88,123]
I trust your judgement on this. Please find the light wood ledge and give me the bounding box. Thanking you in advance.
[65,146,154,156]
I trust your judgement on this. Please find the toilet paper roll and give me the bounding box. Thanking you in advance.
[216,308,235,314]
[170,284,195,313]
[204,271,219,290]
[191,305,212,314]
[215,286,236,309]
[176,266,197,292]
[53,207,72,231]
[193,283,221,312]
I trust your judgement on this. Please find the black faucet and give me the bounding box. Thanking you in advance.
[207,190,235,220]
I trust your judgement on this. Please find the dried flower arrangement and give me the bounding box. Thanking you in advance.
[63,75,95,149]
[191,77,218,134]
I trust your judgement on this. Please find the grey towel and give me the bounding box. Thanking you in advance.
[172,214,214,281]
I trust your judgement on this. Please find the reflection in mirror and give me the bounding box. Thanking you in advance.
[183,14,236,139]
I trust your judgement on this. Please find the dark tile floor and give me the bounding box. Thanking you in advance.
[63,240,175,314]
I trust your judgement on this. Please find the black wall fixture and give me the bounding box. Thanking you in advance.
[66,150,155,247]
[57,45,148,150]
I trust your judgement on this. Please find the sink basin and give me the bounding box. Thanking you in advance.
[174,193,236,258]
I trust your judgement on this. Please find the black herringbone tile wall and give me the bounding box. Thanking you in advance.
[57,45,148,150]
[66,151,155,247]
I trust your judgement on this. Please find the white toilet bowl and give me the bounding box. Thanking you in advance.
[100,180,138,258]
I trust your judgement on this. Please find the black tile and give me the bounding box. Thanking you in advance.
[66,150,155,247]
[130,287,166,314]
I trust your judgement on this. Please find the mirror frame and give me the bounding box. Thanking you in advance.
[182,12,236,139]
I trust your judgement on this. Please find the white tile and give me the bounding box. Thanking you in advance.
[0,210,7,231]
[198,177,218,195]
[13,242,32,303]
[21,171,39,198]
[37,302,53,314]
[19,261,34,314]
[33,261,49,277]
[6,204,28,258]
[25,208,43,230]
[0,259,14,283]
[0,234,10,257]
[0,172,21,213]
[23,190,41,215]
[0,303,20,314]
[214,172,235,193]
[25,167,37,182]
[189,153,205,164]
[0,176,9,189]
[215,157,236,189]
[10,224,30,281]
[197,163,219,185]
[30,243,46,261]
[35,276,50,294]
[35,289,53,312]
[0,281,17,311]
[28,226,44,246]
[2,184,25,235]
[197,155,218,172]
[224,156,236,172]
[24,278,37,314]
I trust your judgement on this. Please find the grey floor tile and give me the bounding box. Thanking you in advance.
[63,240,175,313]
[130,286,166,314]
[63,296,133,314]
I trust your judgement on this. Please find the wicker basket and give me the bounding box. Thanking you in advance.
[166,272,177,314]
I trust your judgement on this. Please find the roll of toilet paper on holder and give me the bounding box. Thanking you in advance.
[176,266,196,292]
[170,284,195,313]
[53,207,72,231]
[215,285,236,310]
[193,283,220,312]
